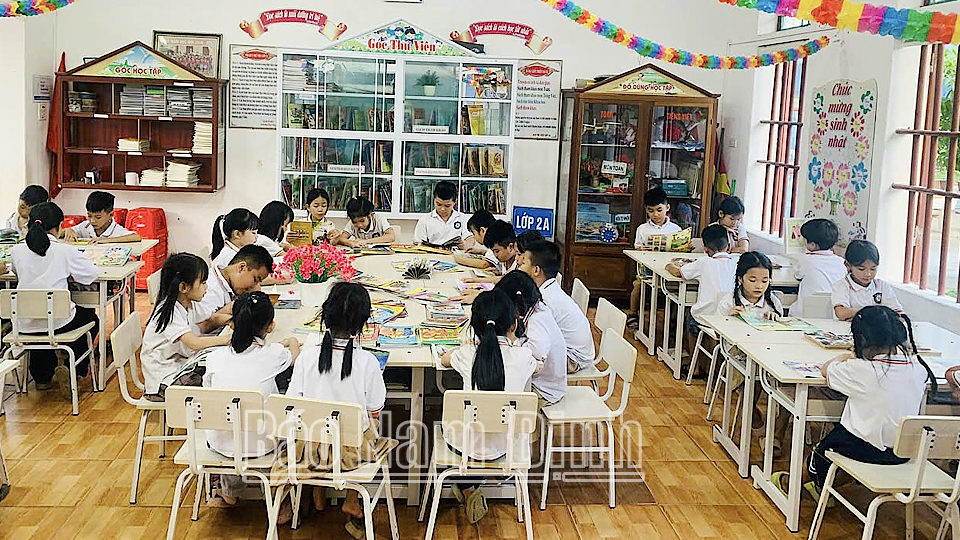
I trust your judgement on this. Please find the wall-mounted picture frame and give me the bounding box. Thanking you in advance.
[153,31,222,78]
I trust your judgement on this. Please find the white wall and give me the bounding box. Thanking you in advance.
[0,0,756,254]
[0,18,27,221]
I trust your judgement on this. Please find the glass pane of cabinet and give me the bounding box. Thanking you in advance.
[404,61,459,134]
[401,142,460,213]
[648,105,708,230]
[575,102,638,243]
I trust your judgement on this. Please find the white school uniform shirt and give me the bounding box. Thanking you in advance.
[193,264,234,324]
[793,250,846,316]
[539,278,596,368]
[204,338,293,458]
[255,234,283,257]
[212,241,242,269]
[710,220,749,248]
[634,218,682,248]
[344,213,392,241]
[5,213,26,238]
[827,354,928,451]
[70,219,133,239]
[715,290,783,318]
[482,247,499,268]
[490,255,519,276]
[521,303,568,403]
[413,210,472,245]
[140,301,201,394]
[680,252,737,323]
[8,235,99,333]
[446,338,537,460]
[287,338,386,430]
[831,275,902,317]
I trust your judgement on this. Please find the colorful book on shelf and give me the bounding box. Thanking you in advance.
[804,330,853,349]
[79,245,132,266]
[378,324,419,347]
[457,280,493,293]
[419,324,463,346]
[360,324,380,347]
[738,313,819,332]
[783,361,824,378]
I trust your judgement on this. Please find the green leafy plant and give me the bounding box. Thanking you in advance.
[415,70,440,87]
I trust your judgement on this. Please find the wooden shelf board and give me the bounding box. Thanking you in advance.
[60,182,218,193]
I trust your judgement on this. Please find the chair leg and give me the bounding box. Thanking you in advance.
[382,466,399,540]
[166,469,193,540]
[540,422,555,511]
[703,345,721,404]
[65,348,79,415]
[291,484,302,530]
[706,360,727,421]
[861,496,886,540]
[906,502,915,540]
[950,502,960,540]
[606,421,615,508]
[158,410,167,458]
[259,478,278,540]
[417,458,437,522]
[269,484,291,540]
[424,470,452,540]
[519,470,534,540]
[514,474,523,523]
[808,463,838,540]
[685,331,704,385]
[359,487,375,540]
[130,410,150,504]
[191,472,204,520]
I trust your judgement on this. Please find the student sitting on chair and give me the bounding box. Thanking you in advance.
[61,191,141,244]
[413,180,474,249]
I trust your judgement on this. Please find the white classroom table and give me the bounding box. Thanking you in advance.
[267,251,472,507]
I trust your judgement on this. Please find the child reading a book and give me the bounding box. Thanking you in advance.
[716,251,783,320]
[413,181,474,249]
[211,208,259,268]
[453,209,497,270]
[336,196,395,247]
[627,187,683,328]
[470,220,518,281]
[516,230,545,253]
[439,289,540,524]
[710,196,749,254]
[832,239,902,321]
[792,218,846,317]
[141,253,231,400]
[305,188,341,245]
[61,191,141,244]
[5,184,48,239]
[255,201,294,257]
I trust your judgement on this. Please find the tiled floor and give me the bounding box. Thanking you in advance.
[0,294,948,538]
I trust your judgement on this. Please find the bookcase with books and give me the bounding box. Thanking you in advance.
[555,65,718,301]
[55,42,226,193]
[277,21,515,219]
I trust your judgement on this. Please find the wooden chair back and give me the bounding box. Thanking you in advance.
[146,269,162,306]
[0,289,72,338]
[265,394,364,449]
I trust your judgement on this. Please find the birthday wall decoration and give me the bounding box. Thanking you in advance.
[802,79,877,245]
[239,9,347,41]
[538,0,830,69]
[1,0,78,17]
[713,0,960,45]
[450,21,554,54]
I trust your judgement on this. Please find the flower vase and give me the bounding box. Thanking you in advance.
[300,278,336,308]
[829,199,839,216]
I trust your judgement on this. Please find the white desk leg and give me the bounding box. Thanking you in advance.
[658,283,672,366]
[735,356,755,478]
[783,383,807,532]
[407,366,425,506]
[0,440,7,485]
[95,283,108,392]
[645,273,658,356]
[671,281,686,380]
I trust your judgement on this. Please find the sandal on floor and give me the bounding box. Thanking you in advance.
[450,484,466,504]
[804,480,835,508]
[344,517,365,539]
[464,488,489,524]
[770,472,834,508]
[0,483,9,503]
[626,314,639,329]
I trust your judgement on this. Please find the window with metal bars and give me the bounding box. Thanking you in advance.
[757,57,807,236]
[893,38,960,300]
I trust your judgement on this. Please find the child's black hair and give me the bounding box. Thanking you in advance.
[718,195,745,216]
[212,208,258,259]
[259,201,294,243]
[482,220,517,249]
[230,291,274,353]
[150,253,209,333]
[228,244,273,272]
[516,230,545,253]
[800,218,839,250]
[494,270,542,338]
[468,290,516,391]
[845,239,880,266]
[701,223,729,252]
[433,180,458,202]
[851,306,937,395]
[19,185,49,207]
[733,251,782,316]
[85,191,115,213]
[318,282,371,380]
[346,196,375,220]
[305,187,331,208]
[644,186,669,208]
[524,240,562,279]
[467,209,496,233]
[25,201,64,256]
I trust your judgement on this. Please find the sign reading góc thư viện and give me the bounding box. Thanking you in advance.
[513,206,553,239]
[515,60,562,140]
[229,45,278,129]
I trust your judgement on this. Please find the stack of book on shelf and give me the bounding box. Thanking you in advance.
[460,182,506,214]
[191,87,213,118]
[165,160,200,187]
[119,86,144,115]
[118,138,150,152]
[192,122,213,154]
[140,168,165,187]
[282,57,318,92]
[166,88,192,117]
[144,86,166,116]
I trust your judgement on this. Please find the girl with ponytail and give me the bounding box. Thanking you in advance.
[8,201,99,395]
[203,291,299,508]
[211,208,259,267]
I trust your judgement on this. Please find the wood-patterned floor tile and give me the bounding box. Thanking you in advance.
[639,425,710,462]
[661,504,782,539]
[569,504,680,539]
[27,420,135,461]
[641,462,748,505]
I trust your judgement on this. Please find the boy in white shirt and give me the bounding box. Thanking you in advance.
[793,218,846,317]
[4,185,48,239]
[710,195,749,254]
[194,244,273,332]
[413,181,475,249]
[832,239,902,320]
[627,187,682,329]
[61,191,141,243]
[453,210,498,270]
[336,196,396,247]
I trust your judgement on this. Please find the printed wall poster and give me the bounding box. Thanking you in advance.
[229,45,279,129]
[514,60,562,140]
[802,79,877,246]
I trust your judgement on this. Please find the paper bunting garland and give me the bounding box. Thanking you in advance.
[539,0,830,69]
[714,0,960,45]
[1,0,78,17]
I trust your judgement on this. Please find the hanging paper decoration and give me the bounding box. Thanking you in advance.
[539,0,830,69]
[713,0,960,45]
[1,0,78,17]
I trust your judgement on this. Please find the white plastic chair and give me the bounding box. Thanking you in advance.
[163,386,279,540]
[568,298,627,392]
[110,312,186,504]
[146,268,162,306]
[418,390,539,540]
[809,416,960,540]
[1,289,96,415]
[686,325,721,398]
[802,292,833,319]
[266,394,399,540]
[571,278,590,315]
[540,329,638,509]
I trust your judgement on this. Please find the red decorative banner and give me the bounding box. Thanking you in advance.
[239,9,347,41]
[451,20,553,54]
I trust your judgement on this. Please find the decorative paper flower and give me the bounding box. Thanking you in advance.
[816,111,828,136]
[812,93,824,114]
[813,183,826,210]
[810,133,822,157]
[836,163,851,192]
[842,190,857,217]
[808,156,822,185]
[851,162,868,192]
[274,244,356,284]
[860,91,875,114]
[822,161,835,188]
[849,112,865,137]
[854,136,870,161]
